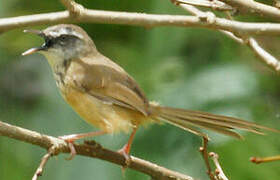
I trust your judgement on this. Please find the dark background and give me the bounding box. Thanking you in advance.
[1,0,280,179]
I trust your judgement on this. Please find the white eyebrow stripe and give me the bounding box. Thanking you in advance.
[48,28,84,39]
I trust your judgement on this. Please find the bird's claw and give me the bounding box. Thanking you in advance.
[58,135,77,160]
[118,148,132,167]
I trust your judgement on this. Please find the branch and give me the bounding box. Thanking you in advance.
[251,155,280,164]
[219,0,280,20]
[219,31,280,72]
[199,137,215,180]
[174,0,233,11]
[199,138,229,180]
[209,152,229,180]
[2,7,280,36]
[172,1,280,72]
[275,0,280,9]
[0,121,194,180]
[60,0,84,16]
[32,152,52,180]
[246,38,280,71]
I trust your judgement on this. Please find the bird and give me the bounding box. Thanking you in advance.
[22,24,277,160]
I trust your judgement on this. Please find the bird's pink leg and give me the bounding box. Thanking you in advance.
[59,131,107,160]
[118,128,138,165]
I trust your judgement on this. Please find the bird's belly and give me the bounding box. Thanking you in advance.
[62,87,147,133]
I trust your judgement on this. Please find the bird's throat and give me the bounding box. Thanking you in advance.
[40,51,69,87]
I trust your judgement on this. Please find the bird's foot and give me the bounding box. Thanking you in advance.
[118,143,132,174]
[58,131,107,160]
[59,135,78,160]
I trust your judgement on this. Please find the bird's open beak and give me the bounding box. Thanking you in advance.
[22,29,47,56]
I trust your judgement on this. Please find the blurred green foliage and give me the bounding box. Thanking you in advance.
[1,0,280,180]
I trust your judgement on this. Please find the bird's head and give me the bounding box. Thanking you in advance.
[22,24,97,61]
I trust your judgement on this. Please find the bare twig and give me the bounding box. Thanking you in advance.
[274,0,280,9]
[220,30,243,44]
[209,152,229,180]
[199,137,215,180]
[60,0,84,17]
[32,151,52,180]
[198,137,229,180]
[247,38,280,71]
[219,0,280,20]
[175,0,233,11]
[251,155,280,164]
[2,6,280,35]
[172,0,280,72]
[0,121,194,180]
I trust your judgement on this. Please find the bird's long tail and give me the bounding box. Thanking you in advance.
[150,104,278,139]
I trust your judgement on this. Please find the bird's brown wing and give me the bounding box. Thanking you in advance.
[67,56,150,116]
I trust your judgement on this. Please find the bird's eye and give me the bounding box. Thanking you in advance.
[60,35,67,41]
[45,38,53,47]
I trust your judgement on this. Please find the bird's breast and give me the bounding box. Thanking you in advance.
[60,84,150,134]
